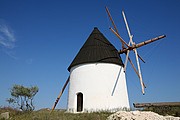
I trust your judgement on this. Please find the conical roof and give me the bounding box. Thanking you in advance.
[68,27,124,71]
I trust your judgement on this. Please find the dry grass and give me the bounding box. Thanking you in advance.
[0,107,111,120]
[1,106,179,120]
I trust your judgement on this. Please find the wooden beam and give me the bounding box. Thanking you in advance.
[51,76,70,112]
[105,6,120,35]
[110,27,129,47]
[105,6,125,48]
[119,35,166,54]
[134,48,145,94]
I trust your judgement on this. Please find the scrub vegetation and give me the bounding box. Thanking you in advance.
[1,106,180,120]
[143,106,180,117]
[0,107,112,120]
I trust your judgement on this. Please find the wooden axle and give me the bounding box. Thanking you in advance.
[119,35,166,54]
[133,102,180,108]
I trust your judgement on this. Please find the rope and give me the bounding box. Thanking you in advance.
[148,39,165,82]
[143,37,164,61]
[125,69,142,94]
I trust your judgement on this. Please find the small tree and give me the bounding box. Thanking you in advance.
[7,84,39,111]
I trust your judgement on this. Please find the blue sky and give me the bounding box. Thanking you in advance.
[0,0,180,110]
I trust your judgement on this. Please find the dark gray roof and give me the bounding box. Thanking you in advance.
[68,27,124,71]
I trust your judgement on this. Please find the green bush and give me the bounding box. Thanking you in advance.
[7,84,39,111]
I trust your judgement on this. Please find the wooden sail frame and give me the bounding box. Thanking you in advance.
[105,6,166,94]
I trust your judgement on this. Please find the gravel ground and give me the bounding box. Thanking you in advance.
[107,111,180,120]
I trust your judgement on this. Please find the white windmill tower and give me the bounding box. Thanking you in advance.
[66,27,130,112]
[51,7,166,113]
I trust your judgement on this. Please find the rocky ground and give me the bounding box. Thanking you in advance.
[107,111,180,120]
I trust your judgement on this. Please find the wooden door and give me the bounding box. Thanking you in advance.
[77,93,83,112]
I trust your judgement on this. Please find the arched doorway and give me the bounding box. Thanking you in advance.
[77,92,83,112]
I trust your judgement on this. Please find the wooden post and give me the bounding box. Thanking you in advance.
[51,76,70,112]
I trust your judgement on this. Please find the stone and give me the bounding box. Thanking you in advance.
[107,111,180,120]
[0,112,9,119]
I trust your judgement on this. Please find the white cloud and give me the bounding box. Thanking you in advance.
[0,21,17,59]
[4,50,18,60]
[0,24,16,49]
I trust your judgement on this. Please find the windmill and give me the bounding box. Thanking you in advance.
[51,7,166,112]
[105,6,166,94]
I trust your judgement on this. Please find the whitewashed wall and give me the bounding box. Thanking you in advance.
[67,63,130,113]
